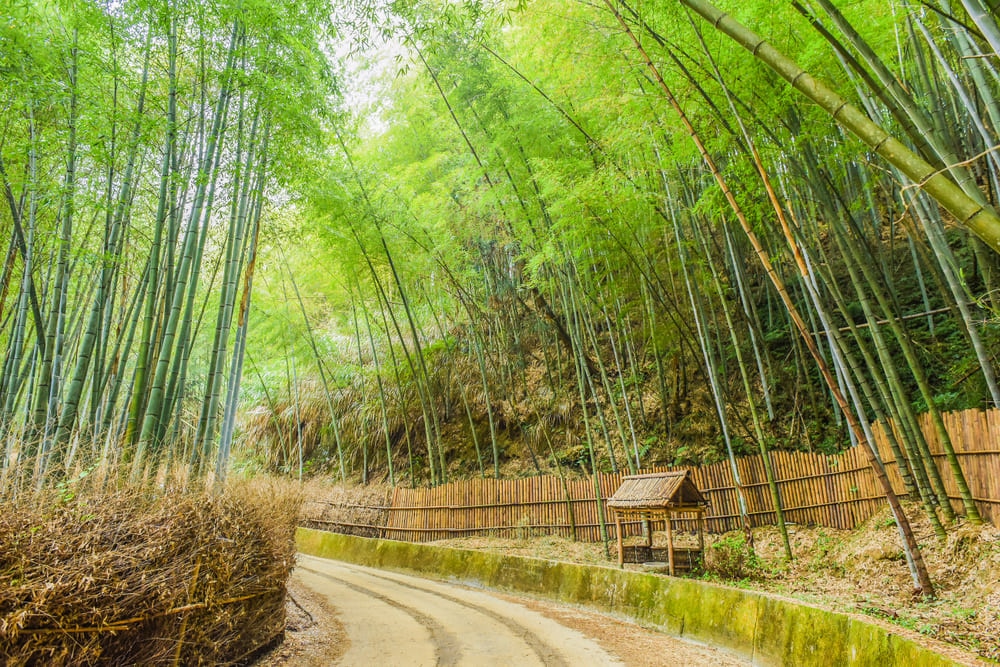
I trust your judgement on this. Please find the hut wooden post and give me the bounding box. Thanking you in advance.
[615,512,624,568]
[697,510,705,554]
[665,512,675,576]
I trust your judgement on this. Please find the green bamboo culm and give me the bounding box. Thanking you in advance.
[133,19,241,479]
[679,0,1000,255]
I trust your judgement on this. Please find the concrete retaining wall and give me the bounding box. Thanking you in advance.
[296,528,964,666]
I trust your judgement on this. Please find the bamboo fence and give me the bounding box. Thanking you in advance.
[870,408,1000,526]
[319,408,1000,542]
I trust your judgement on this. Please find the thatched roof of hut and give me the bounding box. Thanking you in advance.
[607,471,707,510]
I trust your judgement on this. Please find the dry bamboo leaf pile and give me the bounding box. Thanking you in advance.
[0,480,300,665]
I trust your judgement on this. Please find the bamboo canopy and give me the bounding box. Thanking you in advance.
[607,471,708,574]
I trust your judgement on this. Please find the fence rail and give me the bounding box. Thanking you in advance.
[304,408,1000,542]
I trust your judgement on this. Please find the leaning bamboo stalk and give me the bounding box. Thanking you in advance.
[682,0,983,526]
[126,15,176,447]
[680,0,1000,254]
[194,101,260,469]
[215,164,265,486]
[956,0,1000,58]
[670,203,755,546]
[359,295,396,486]
[50,26,154,469]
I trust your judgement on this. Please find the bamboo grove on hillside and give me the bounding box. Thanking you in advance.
[0,0,333,491]
[238,0,1000,594]
[3,0,1000,592]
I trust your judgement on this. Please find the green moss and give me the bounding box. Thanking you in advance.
[678,580,760,655]
[755,596,849,665]
[296,529,962,666]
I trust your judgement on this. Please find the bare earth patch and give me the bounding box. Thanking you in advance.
[261,555,747,665]
[494,593,746,666]
[254,574,347,666]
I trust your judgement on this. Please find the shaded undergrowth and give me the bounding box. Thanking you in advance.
[0,476,302,666]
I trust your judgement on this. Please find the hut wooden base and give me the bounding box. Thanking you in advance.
[619,546,702,573]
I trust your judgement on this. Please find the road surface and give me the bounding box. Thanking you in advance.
[295,554,746,666]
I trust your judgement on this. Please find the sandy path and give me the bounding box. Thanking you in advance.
[295,554,746,666]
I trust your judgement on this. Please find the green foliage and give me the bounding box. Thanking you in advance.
[0,0,343,489]
[808,529,846,576]
[237,0,1000,487]
[7,0,995,489]
[704,532,764,581]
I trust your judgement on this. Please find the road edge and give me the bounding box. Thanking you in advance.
[296,527,967,666]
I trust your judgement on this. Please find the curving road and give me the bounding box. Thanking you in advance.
[295,554,746,666]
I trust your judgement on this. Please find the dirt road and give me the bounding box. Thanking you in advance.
[295,554,746,666]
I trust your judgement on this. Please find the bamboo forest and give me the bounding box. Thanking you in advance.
[2,0,1000,663]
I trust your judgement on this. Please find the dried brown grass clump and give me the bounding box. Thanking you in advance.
[0,477,301,666]
[747,505,1000,661]
[298,480,393,538]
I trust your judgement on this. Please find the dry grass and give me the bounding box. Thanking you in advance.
[431,533,612,565]
[748,505,1000,662]
[0,476,302,666]
[298,479,393,538]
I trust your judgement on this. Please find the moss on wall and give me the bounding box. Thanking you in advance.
[296,528,961,666]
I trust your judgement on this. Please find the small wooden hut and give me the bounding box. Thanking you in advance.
[607,471,708,574]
